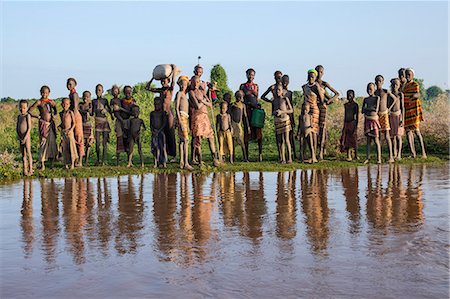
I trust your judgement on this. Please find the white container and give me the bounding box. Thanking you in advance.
[152,64,181,80]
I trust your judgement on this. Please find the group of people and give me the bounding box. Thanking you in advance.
[15,65,426,176]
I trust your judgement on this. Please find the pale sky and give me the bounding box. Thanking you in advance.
[1,1,448,99]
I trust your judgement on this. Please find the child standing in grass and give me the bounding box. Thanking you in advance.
[16,100,33,176]
[59,98,78,169]
[79,90,94,166]
[127,105,146,168]
[216,101,234,163]
[28,85,58,170]
[362,83,381,164]
[150,97,168,168]
[273,84,293,164]
[230,90,249,162]
[340,90,359,161]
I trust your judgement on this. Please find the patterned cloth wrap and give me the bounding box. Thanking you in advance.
[403,81,424,131]
[364,115,381,138]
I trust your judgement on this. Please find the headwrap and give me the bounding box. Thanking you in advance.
[178,75,190,84]
[308,69,318,76]
[406,68,415,75]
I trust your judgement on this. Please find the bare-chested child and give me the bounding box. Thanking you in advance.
[146,64,177,160]
[110,85,125,164]
[16,100,33,176]
[28,85,58,170]
[388,78,405,160]
[79,91,94,166]
[273,84,294,163]
[261,70,283,113]
[340,90,359,161]
[230,90,250,162]
[175,76,194,171]
[375,75,395,162]
[59,98,78,169]
[315,65,340,160]
[150,97,168,168]
[92,84,113,165]
[216,101,234,163]
[362,83,381,164]
[127,105,146,168]
[282,74,297,159]
[297,101,316,163]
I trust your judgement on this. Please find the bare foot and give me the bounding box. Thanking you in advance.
[346,157,352,162]
[287,159,292,164]
[258,154,263,162]
[141,163,144,168]
[422,154,427,159]
[184,165,194,171]
[377,160,382,164]
[363,159,369,164]
[127,163,133,168]
[388,158,395,163]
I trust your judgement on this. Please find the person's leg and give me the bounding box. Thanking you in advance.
[127,139,135,167]
[226,132,234,163]
[407,130,416,158]
[415,129,427,159]
[375,136,382,164]
[179,141,185,169]
[102,132,108,165]
[95,132,101,165]
[385,131,394,162]
[365,137,371,164]
[218,132,224,163]
[137,137,144,167]
[84,139,91,166]
[285,131,292,163]
[26,140,33,175]
[397,136,403,160]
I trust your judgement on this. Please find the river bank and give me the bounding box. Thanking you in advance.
[1,154,447,183]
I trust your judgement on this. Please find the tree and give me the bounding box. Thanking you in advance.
[414,78,427,100]
[210,64,232,100]
[1,97,15,103]
[426,86,444,99]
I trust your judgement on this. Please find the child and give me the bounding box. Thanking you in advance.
[66,78,84,167]
[375,75,395,163]
[127,105,146,168]
[146,65,177,160]
[222,92,232,109]
[216,101,234,163]
[389,78,405,160]
[273,84,293,163]
[340,90,359,161]
[16,100,33,176]
[79,90,94,166]
[282,74,297,159]
[59,98,78,169]
[28,85,58,170]
[239,68,262,161]
[150,97,168,168]
[110,85,125,164]
[175,76,194,171]
[362,83,381,164]
[230,90,249,162]
[189,75,219,166]
[297,101,316,163]
[92,84,112,165]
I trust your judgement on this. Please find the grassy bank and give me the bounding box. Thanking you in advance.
[1,91,448,182]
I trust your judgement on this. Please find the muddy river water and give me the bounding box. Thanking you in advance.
[1,164,448,298]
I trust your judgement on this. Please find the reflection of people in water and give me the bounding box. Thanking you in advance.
[178,173,195,266]
[40,178,60,265]
[300,169,329,254]
[218,172,237,227]
[152,173,177,260]
[20,179,34,258]
[341,167,361,234]
[275,171,297,240]
[96,177,113,255]
[365,164,424,232]
[243,172,267,245]
[62,177,86,265]
[192,173,215,261]
[115,175,145,255]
